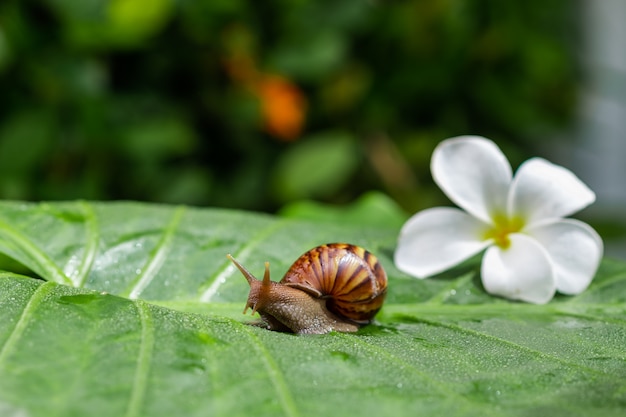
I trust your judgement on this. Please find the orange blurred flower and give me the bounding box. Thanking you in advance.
[254,74,306,141]
[224,54,307,141]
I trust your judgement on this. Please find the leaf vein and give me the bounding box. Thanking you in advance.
[124,206,186,299]
[0,219,71,286]
[238,324,300,417]
[417,317,611,376]
[423,272,475,304]
[125,300,155,417]
[0,281,56,368]
[74,201,100,287]
[335,333,493,415]
[199,220,285,302]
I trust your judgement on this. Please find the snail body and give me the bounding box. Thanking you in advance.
[227,243,388,335]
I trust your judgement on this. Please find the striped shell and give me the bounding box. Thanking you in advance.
[280,243,387,324]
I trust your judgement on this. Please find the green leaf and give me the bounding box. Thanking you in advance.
[0,25,11,72]
[278,191,409,229]
[0,201,625,416]
[46,0,174,49]
[272,131,360,202]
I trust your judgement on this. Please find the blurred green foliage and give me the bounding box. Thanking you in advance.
[0,0,578,213]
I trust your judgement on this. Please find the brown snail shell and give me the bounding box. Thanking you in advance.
[227,243,388,334]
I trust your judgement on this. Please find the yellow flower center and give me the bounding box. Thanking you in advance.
[483,214,524,249]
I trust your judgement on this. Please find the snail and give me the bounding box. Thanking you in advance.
[227,243,387,335]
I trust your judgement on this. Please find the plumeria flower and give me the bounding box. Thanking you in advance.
[394,136,603,304]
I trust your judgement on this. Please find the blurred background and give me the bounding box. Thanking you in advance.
[0,0,624,257]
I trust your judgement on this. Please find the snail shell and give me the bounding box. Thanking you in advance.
[227,243,388,334]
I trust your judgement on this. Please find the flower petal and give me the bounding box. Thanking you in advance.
[394,207,491,278]
[508,158,595,225]
[526,219,603,295]
[431,136,512,223]
[481,234,556,304]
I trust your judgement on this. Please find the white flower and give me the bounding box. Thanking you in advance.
[394,136,603,304]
